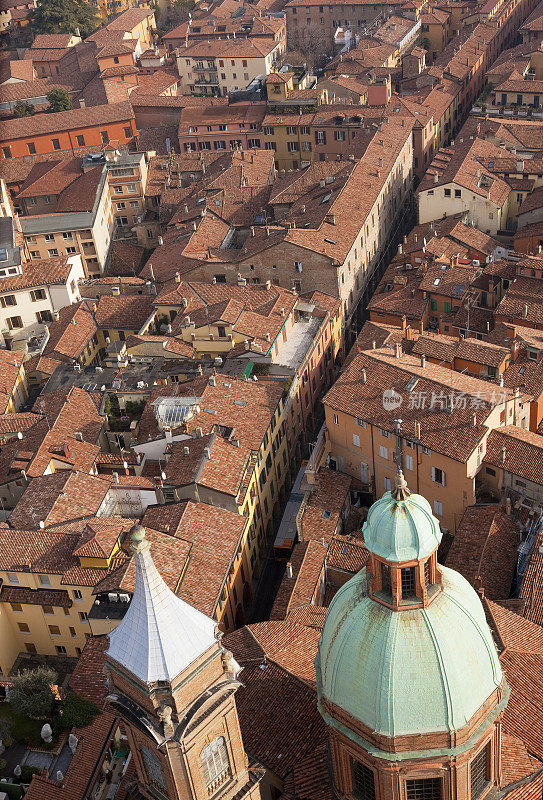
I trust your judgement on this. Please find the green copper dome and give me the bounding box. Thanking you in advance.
[315,565,504,740]
[362,478,442,562]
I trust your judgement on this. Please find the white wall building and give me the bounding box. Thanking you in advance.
[176,36,282,96]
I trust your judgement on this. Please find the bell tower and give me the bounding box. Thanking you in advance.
[316,465,509,800]
[105,524,262,800]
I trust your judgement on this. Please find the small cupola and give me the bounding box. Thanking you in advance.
[363,469,444,610]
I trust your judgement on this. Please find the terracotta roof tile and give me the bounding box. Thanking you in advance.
[446,504,519,601]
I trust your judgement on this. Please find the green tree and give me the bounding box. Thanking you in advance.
[8,667,57,720]
[59,692,99,730]
[29,0,100,39]
[46,88,73,113]
[13,100,35,118]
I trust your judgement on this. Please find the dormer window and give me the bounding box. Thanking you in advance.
[401,566,416,599]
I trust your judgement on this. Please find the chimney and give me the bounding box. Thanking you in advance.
[394,343,402,358]
[401,315,407,331]
[505,496,511,516]
[286,562,293,578]
[471,413,477,427]
[360,368,367,383]
[209,375,216,386]
[112,471,119,483]
[501,445,506,463]
[414,420,421,440]
[420,354,425,367]
[522,303,528,318]
[433,173,438,184]
[158,236,164,246]
[517,160,524,172]
[372,340,376,349]
[265,280,271,290]
[195,427,203,437]
[398,243,403,254]
[204,446,211,459]
[39,520,45,530]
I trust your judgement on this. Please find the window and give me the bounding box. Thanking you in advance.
[73,589,83,600]
[11,602,22,612]
[433,500,443,517]
[69,626,76,637]
[384,476,391,491]
[287,141,299,152]
[123,126,132,138]
[454,189,461,198]
[30,289,46,302]
[353,433,360,447]
[444,188,451,197]
[333,414,339,425]
[214,274,226,284]
[44,233,55,241]
[471,745,489,800]
[432,467,445,485]
[7,316,23,330]
[424,559,431,587]
[401,566,416,598]
[42,605,54,615]
[2,147,12,158]
[0,295,16,307]
[48,625,60,635]
[127,184,136,193]
[18,622,30,632]
[48,249,59,257]
[334,130,346,141]
[38,574,51,586]
[25,643,37,653]
[141,747,167,790]
[7,572,19,584]
[356,418,367,427]
[379,446,388,459]
[52,138,60,150]
[406,779,442,800]
[76,134,85,146]
[485,467,496,477]
[79,611,88,622]
[352,760,376,800]
[381,563,392,596]
[404,454,414,471]
[56,645,67,655]
[202,737,230,792]
[117,202,126,209]
[100,131,109,144]
[27,142,36,154]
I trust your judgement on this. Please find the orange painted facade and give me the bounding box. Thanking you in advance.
[1,117,137,159]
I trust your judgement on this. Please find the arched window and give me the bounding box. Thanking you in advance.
[202,736,231,794]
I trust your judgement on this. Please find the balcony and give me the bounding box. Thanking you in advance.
[194,76,219,85]
[207,768,231,796]
[194,63,216,71]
